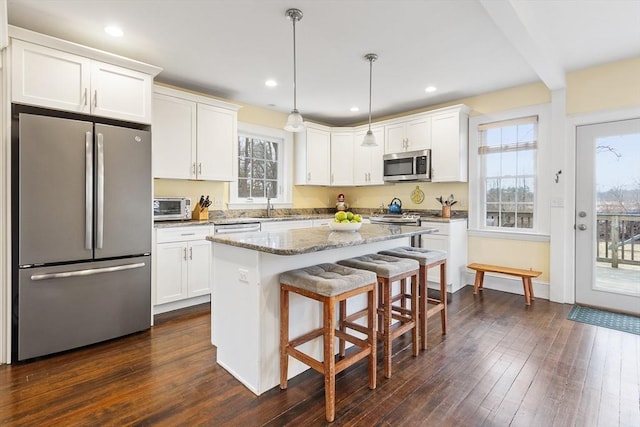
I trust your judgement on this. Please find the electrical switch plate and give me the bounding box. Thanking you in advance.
[238,268,249,282]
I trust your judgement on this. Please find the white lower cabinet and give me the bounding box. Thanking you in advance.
[420,220,468,293]
[154,225,213,308]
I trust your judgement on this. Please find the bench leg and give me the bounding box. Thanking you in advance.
[522,277,531,305]
[440,262,447,335]
[473,271,485,294]
[528,278,535,301]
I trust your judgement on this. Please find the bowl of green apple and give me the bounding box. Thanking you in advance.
[329,211,362,231]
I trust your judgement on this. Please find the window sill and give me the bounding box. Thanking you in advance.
[227,202,293,210]
[468,229,550,242]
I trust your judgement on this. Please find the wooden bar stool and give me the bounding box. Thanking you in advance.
[338,254,420,379]
[279,263,377,423]
[380,247,447,350]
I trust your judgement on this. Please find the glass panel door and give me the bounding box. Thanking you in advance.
[575,118,640,315]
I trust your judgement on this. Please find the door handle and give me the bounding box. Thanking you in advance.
[189,247,193,260]
[577,224,587,231]
[85,131,93,250]
[96,133,105,249]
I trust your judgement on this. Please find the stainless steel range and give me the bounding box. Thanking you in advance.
[369,213,422,246]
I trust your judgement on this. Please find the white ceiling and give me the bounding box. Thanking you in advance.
[6,0,640,126]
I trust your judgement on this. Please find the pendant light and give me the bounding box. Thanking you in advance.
[361,53,378,146]
[284,8,305,132]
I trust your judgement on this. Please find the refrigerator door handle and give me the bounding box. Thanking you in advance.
[85,131,93,250]
[30,262,146,281]
[96,132,105,249]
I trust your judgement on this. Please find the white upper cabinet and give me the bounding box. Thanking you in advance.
[196,103,237,181]
[152,93,196,179]
[295,124,331,185]
[353,127,384,186]
[385,114,431,153]
[430,106,470,182]
[11,38,155,124]
[89,61,152,124]
[152,85,240,181]
[330,130,354,186]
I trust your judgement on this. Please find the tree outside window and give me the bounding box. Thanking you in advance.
[237,136,279,199]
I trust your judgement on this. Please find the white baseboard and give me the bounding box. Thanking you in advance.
[461,271,550,300]
[153,294,211,315]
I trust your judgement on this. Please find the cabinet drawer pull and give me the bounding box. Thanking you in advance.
[189,247,193,260]
[183,248,187,261]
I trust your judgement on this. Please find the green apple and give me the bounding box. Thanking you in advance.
[340,219,350,223]
[335,211,347,221]
[353,214,362,223]
[346,212,354,220]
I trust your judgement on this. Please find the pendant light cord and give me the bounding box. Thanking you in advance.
[368,57,373,131]
[292,15,298,111]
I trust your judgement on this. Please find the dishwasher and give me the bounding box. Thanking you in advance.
[213,222,261,234]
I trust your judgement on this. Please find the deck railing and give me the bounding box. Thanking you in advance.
[597,214,640,268]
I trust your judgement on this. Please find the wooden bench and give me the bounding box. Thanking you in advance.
[467,263,542,305]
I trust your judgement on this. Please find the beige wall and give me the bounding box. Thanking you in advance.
[567,57,640,115]
[468,237,550,282]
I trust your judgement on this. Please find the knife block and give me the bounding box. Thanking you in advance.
[192,206,209,220]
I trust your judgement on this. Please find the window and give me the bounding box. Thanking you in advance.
[229,123,292,208]
[478,116,538,230]
[238,135,279,199]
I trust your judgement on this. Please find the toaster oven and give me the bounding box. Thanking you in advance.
[153,197,191,221]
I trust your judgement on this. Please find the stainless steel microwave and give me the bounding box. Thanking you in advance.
[383,149,431,182]
[153,197,191,221]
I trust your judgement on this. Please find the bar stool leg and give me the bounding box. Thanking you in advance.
[323,296,336,422]
[381,278,392,379]
[280,288,289,390]
[410,276,419,356]
[367,286,377,390]
[440,262,447,334]
[339,299,346,357]
[418,265,428,350]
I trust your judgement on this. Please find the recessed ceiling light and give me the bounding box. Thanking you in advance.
[425,86,437,93]
[265,79,278,87]
[104,26,123,37]
[350,106,360,112]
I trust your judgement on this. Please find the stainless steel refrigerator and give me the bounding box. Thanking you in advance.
[12,111,152,361]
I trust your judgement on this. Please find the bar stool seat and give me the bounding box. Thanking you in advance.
[379,247,447,350]
[279,263,377,423]
[338,254,420,379]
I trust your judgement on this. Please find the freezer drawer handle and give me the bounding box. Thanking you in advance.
[30,262,146,281]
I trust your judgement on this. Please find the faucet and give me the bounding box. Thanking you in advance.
[266,183,273,217]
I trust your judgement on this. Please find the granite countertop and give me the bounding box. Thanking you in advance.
[206,223,437,255]
[155,212,466,228]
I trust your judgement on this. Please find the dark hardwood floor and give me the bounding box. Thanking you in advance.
[1,286,638,426]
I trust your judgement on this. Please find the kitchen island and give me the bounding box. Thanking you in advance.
[207,223,436,395]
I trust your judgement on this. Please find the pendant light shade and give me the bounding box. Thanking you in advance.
[362,53,378,147]
[284,8,305,132]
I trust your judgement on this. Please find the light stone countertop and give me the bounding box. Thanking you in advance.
[206,223,438,255]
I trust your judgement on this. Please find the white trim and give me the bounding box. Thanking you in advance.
[563,106,640,306]
[1,43,8,363]
[469,103,552,236]
[468,229,550,242]
[8,25,162,77]
[230,122,293,208]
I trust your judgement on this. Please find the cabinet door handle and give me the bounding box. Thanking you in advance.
[94,90,98,108]
[83,88,88,106]
[198,163,202,175]
[189,247,193,260]
[192,162,196,176]
[307,172,311,182]
[183,248,187,261]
